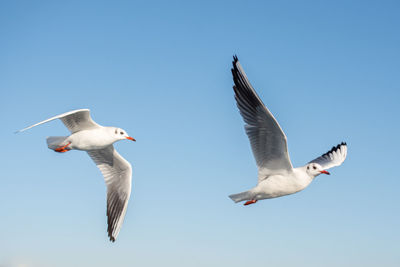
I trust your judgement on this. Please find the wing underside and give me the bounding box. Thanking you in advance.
[87,145,132,242]
[231,56,293,180]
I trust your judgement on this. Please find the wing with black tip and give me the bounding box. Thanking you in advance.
[309,142,348,170]
[231,56,293,180]
[87,145,132,242]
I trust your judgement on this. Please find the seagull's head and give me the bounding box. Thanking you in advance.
[113,128,136,142]
[306,163,330,178]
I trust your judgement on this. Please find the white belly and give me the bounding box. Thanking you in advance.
[253,173,312,200]
[67,129,114,151]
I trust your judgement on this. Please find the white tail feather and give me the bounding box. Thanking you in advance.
[46,136,68,150]
[229,191,251,203]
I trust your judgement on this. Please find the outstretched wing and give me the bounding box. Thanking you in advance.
[17,109,100,133]
[309,142,347,170]
[231,56,293,179]
[87,145,132,242]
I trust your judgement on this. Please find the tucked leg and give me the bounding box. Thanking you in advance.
[244,199,257,206]
[54,142,71,153]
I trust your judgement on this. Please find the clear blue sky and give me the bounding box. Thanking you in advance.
[1,0,399,266]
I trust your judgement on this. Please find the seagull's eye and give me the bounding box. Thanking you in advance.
[313,166,316,170]
[120,132,123,135]
[307,166,309,170]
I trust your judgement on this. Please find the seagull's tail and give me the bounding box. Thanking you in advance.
[229,191,252,203]
[46,136,68,150]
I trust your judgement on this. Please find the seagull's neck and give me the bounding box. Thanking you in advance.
[103,127,121,143]
[293,166,314,184]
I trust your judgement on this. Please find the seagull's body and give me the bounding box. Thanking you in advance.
[229,56,347,205]
[17,109,135,241]
[251,168,312,199]
[58,127,124,151]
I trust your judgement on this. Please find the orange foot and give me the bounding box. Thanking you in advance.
[54,142,71,153]
[244,199,257,206]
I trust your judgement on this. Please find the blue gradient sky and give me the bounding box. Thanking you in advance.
[1,1,399,266]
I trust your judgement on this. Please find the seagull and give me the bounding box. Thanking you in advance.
[229,56,347,205]
[17,109,135,242]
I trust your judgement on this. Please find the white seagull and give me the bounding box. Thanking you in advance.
[229,56,347,205]
[17,109,135,242]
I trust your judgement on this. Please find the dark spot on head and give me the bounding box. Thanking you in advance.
[307,166,309,170]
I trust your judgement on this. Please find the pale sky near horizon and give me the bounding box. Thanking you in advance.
[1,1,399,266]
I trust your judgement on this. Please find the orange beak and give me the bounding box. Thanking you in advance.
[320,170,330,175]
[126,137,136,141]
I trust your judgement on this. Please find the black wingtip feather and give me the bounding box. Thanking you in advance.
[322,142,347,157]
[231,56,239,74]
[230,56,266,118]
[106,192,127,243]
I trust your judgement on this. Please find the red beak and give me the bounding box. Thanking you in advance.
[126,137,136,141]
[320,170,330,175]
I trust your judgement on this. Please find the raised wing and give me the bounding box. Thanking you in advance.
[87,145,132,242]
[231,56,293,179]
[309,142,347,170]
[17,109,100,134]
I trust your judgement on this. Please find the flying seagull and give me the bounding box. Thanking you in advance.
[17,109,135,241]
[229,56,347,205]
